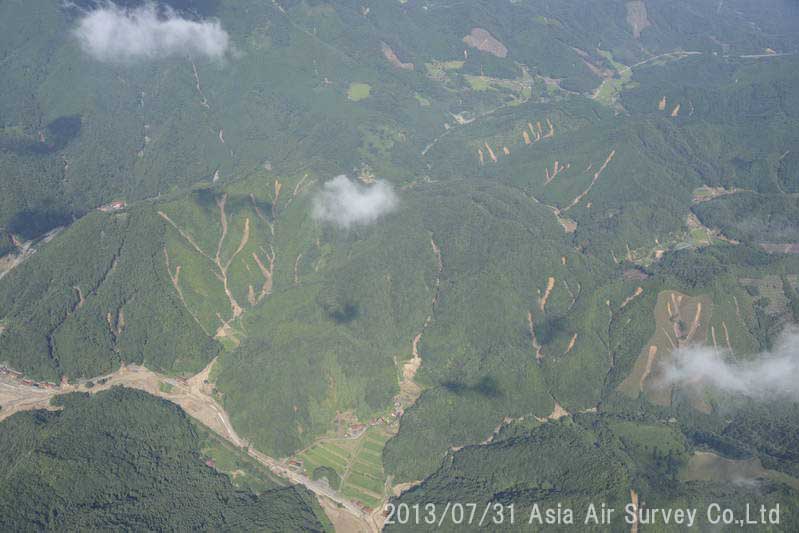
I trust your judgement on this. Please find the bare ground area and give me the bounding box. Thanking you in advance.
[618,290,713,411]
[539,276,556,312]
[625,1,651,38]
[381,42,414,70]
[463,28,508,58]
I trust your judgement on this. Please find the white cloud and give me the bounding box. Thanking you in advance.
[660,329,799,401]
[74,3,230,63]
[312,175,398,228]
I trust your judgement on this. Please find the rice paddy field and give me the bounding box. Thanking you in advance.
[296,425,392,509]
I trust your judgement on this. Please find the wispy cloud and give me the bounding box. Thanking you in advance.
[660,329,799,401]
[73,3,230,63]
[312,175,398,228]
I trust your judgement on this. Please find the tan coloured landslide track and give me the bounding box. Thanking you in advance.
[619,287,644,310]
[658,96,667,110]
[159,211,213,261]
[484,142,498,162]
[535,401,570,422]
[293,254,302,285]
[545,118,555,138]
[191,60,210,109]
[250,193,274,235]
[539,276,556,312]
[381,41,414,71]
[163,248,211,336]
[527,311,544,362]
[0,360,377,532]
[252,248,275,303]
[686,302,703,341]
[398,238,443,408]
[630,490,640,533]
[214,195,244,319]
[563,333,578,355]
[722,321,732,351]
[619,291,712,410]
[639,345,658,392]
[563,149,616,212]
[162,192,273,340]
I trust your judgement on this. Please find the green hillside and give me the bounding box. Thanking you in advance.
[1,0,799,529]
[0,388,326,531]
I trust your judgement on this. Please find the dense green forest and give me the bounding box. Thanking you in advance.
[0,208,218,381]
[1,0,799,529]
[0,388,326,531]
[388,412,799,531]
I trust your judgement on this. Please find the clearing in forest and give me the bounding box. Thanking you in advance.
[347,83,372,101]
[618,290,712,412]
[681,451,799,491]
[462,28,508,58]
[625,1,651,38]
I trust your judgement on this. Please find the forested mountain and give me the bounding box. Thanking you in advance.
[1,0,798,530]
[0,388,326,531]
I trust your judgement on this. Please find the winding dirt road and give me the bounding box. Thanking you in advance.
[0,360,378,532]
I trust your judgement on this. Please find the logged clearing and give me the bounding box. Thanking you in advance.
[619,290,713,411]
[681,452,799,491]
[625,1,651,38]
[462,28,508,58]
